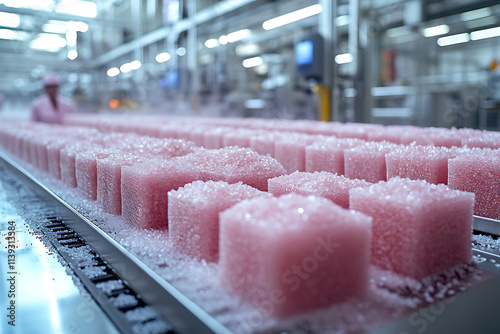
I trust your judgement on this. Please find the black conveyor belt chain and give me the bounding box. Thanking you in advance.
[41,215,173,334]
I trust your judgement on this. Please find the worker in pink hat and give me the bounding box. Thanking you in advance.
[31,74,75,124]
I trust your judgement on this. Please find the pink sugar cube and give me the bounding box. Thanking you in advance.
[423,128,463,148]
[400,127,464,147]
[222,129,262,148]
[399,128,437,146]
[46,139,69,179]
[293,121,338,136]
[344,141,401,182]
[141,138,198,158]
[203,127,229,149]
[176,126,196,142]
[275,133,321,173]
[168,181,269,262]
[26,135,39,166]
[461,131,500,149]
[448,149,500,219]
[75,149,112,200]
[219,194,372,318]
[367,125,420,144]
[268,171,371,208]
[249,131,289,157]
[285,120,337,136]
[305,137,365,175]
[185,147,286,191]
[386,145,466,185]
[121,158,199,229]
[331,124,370,140]
[350,178,474,279]
[60,143,98,187]
[97,154,147,215]
[157,124,179,139]
[135,123,160,138]
[188,127,209,146]
[32,138,51,172]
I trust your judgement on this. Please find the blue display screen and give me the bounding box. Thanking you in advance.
[296,40,313,66]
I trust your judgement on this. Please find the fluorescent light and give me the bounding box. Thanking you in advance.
[29,33,67,51]
[107,67,120,77]
[227,29,250,43]
[66,30,77,46]
[335,53,353,64]
[422,24,450,37]
[460,7,492,22]
[130,60,141,70]
[437,33,470,47]
[335,15,349,27]
[0,29,15,40]
[42,22,67,34]
[1,0,54,10]
[0,28,28,40]
[386,26,412,38]
[219,35,228,45]
[235,43,260,56]
[42,20,88,34]
[465,16,497,30]
[0,12,21,28]
[56,0,97,18]
[67,50,78,60]
[120,63,132,73]
[155,52,171,63]
[245,99,266,109]
[470,26,500,41]
[176,47,186,56]
[67,21,88,32]
[205,38,218,48]
[242,56,263,68]
[262,4,322,30]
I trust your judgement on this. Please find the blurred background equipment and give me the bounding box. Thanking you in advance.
[0,0,500,129]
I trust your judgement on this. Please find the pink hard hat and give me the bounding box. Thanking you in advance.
[43,74,60,87]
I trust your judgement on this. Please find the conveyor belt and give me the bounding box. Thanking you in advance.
[0,152,231,334]
[2,150,500,334]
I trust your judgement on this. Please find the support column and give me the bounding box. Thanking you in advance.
[319,0,337,122]
[349,0,367,123]
[186,0,200,113]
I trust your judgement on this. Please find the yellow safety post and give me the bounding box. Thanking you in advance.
[311,84,331,122]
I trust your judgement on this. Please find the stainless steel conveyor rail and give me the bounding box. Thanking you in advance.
[0,152,232,334]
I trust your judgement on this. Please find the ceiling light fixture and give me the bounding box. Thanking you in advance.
[437,33,470,46]
[56,0,97,18]
[227,29,250,42]
[205,38,218,48]
[107,67,120,77]
[422,24,450,37]
[0,12,21,28]
[262,4,322,30]
[242,56,263,68]
[334,53,353,64]
[460,7,492,22]
[470,26,500,41]
[155,52,171,63]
